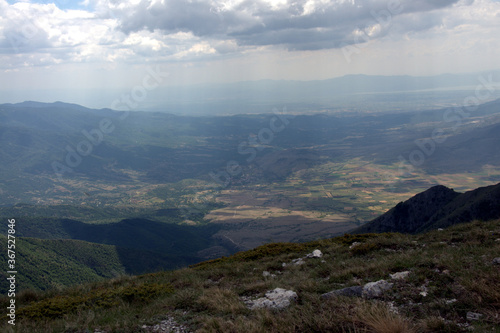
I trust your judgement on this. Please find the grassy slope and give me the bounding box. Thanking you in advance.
[0,236,203,293]
[0,236,125,292]
[3,219,499,332]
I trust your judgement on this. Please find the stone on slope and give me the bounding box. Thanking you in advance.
[306,249,323,258]
[246,288,298,310]
[362,280,393,299]
[389,271,411,280]
[292,258,305,265]
[262,271,276,278]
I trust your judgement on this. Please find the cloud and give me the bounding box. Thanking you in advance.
[0,0,499,74]
[0,0,235,69]
[0,1,115,67]
[103,0,466,51]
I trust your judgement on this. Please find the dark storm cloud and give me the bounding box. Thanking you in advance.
[116,0,245,36]
[113,0,463,51]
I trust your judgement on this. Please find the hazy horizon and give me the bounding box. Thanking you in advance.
[2,70,500,114]
[1,0,500,112]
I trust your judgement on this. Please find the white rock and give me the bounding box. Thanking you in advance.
[247,288,298,310]
[306,249,323,258]
[492,257,500,265]
[349,242,361,249]
[419,284,429,297]
[262,271,276,278]
[389,271,411,280]
[362,280,393,299]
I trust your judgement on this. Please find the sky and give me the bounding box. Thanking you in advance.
[0,0,499,108]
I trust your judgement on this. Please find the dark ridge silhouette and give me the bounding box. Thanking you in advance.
[354,182,500,234]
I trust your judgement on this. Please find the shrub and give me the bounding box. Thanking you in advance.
[350,242,379,255]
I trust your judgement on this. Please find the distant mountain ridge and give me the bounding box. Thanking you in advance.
[354,182,500,234]
[143,70,500,113]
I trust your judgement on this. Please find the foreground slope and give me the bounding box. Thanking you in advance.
[354,182,500,234]
[3,219,500,332]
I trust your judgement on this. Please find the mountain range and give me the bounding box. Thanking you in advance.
[2,98,500,206]
[2,98,500,295]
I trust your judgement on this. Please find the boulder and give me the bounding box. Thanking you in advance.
[306,249,323,258]
[492,257,500,265]
[362,280,393,299]
[246,288,298,310]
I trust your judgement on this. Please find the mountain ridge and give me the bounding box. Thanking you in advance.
[354,182,500,234]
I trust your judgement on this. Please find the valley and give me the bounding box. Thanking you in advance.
[1,97,500,292]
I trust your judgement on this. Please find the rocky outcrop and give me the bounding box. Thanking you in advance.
[243,288,298,310]
[284,249,323,267]
[321,271,410,300]
[321,280,394,300]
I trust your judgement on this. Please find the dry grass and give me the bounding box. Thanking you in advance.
[355,303,416,333]
[196,287,247,315]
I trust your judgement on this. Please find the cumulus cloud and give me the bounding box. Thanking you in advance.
[0,0,499,71]
[0,0,237,68]
[0,0,118,68]
[100,0,466,51]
